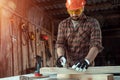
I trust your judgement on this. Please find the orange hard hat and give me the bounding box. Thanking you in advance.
[66,0,86,10]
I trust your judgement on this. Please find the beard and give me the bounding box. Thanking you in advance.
[71,16,80,21]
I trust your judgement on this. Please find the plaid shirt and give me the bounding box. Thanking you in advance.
[56,14,103,66]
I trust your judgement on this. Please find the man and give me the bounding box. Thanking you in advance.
[56,0,103,72]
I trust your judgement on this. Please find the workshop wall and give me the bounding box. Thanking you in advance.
[0,0,55,78]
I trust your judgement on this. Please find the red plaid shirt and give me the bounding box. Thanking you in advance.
[56,14,103,66]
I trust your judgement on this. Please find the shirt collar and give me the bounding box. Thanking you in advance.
[69,13,87,21]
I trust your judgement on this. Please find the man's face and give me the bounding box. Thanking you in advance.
[67,7,84,21]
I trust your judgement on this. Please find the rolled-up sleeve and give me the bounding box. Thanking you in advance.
[89,19,104,52]
[56,22,65,49]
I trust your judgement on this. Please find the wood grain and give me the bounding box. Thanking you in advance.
[57,74,113,80]
[40,66,120,74]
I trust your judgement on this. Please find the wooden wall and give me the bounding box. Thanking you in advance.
[0,0,55,78]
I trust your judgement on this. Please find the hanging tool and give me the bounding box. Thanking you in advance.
[39,34,52,66]
[34,55,43,77]
[21,23,34,52]
[19,21,24,74]
[29,31,35,52]
[44,40,52,60]
[9,17,15,75]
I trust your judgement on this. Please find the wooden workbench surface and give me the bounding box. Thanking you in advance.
[0,73,120,80]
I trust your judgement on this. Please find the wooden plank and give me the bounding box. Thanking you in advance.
[20,75,49,80]
[40,66,120,74]
[57,74,113,80]
[19,74,114,80]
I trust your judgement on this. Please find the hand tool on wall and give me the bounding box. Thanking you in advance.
[21,23,34,52]
[29,31,35,53]
[39,34,52,66]
[44,40,52,60]
[34,55,43,77]
[9,17,15,75]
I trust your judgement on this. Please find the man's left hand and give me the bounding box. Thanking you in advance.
[56,56,66,67]
[72,59,90,72]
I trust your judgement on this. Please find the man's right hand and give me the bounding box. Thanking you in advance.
[56,56,66,67]
[72,59,90,72]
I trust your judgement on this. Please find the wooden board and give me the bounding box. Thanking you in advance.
[20,75,49,80]
[30,75,49,78]
[40,66,120,74]
[57,74,113,80]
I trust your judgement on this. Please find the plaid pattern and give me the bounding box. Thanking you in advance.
[56,14,103,66]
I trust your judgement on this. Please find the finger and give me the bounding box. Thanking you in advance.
[75,67,80,71]
[82,67,86,72]
[61,62,65,66]
[78,64,85,72]
[72,64,77,69]
[86,65,89,69]
[78,68,83,72]
[72,62,80,69]
[80,63,86,69]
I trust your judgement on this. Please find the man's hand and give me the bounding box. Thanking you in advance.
[56,56,66,67]
[72,59,90,72]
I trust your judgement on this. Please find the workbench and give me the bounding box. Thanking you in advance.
[0,73,120,80]
[0,66,120,80]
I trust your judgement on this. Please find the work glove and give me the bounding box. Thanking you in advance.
[56,56,66,67]
[72,59,90,72]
